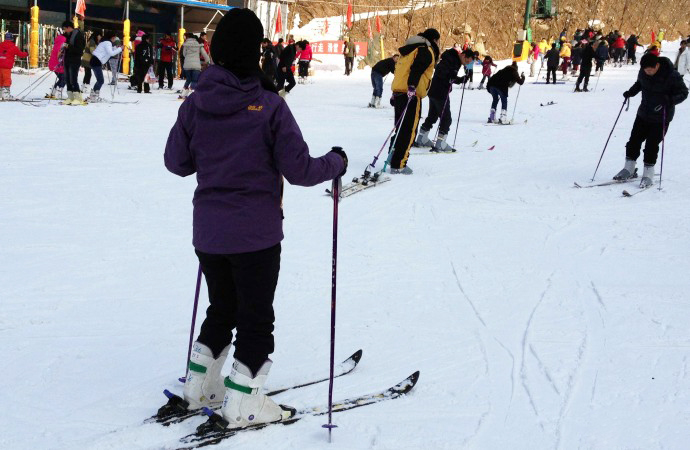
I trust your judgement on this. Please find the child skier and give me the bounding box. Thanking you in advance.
[486,61,525,124]
[164,9,347,429]
[46,29,67,99]
[0,32,29,100]
[614,53,688,187]
[478,55,497,88]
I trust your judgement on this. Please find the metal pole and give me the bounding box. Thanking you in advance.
[179,264,203,383]
[452,81,467,148]
[658,107,666,190]
[590,97,629,181]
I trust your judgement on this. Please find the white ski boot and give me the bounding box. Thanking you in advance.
[88,90,100,103]
[0,87,5,100]
[183,342,230,409]
[62,92,74,105]
[498,109,509,124]
[368,95,376,108]
[639,164,654,188]
[374,96,381,108]
[71,92,87,106]
[220,359,294,428]
[432,133,456,153]
[414,128,433,147]
[613,159,636,180]
[278,89,288,99]
[4,87,14,100]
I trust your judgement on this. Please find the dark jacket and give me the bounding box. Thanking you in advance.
[571,46,583,65]
[580,44,596,70]
[278,43,296,69]
[427,48,464,99]
[64,29,86,65]
[261,44,277,77]
[343,41,356,58]
[372,57,396,76]
[595,43,609,61]
[626,35,640,51]
[164,65,344,254]
[545,48,560,68]
[627,57,688,123]
[486,64,524,95]
[135,41,153,68]
[391,35,438,94]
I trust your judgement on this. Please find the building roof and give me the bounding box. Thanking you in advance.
[147,0,238,11]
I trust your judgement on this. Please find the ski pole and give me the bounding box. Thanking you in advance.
[534,59,544,84]
[590,97,629,182]
[180,264,203,383]
[364,94,410,173]
[659,107,666,191]
[322,175,340,442]
[511,79,523,123]
[593,70,602,93]
[16,69,51,99]
[451,80,467,149]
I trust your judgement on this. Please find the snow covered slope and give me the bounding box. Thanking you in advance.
[2,46,690,449]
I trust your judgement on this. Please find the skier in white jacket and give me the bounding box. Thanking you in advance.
[677,42,690,82]
[180,33,209,98]
[89,34,122,101]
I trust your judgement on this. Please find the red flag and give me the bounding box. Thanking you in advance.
[75,0,86,17]
[367,19,373,40]
[275,5,282,34]
[376,15,382,34]
[346,1,353,29]
[651,30,656,43]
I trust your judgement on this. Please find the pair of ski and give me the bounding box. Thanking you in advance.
[148,350,420,449]
[574,171,658,196]
[325,170,391,199]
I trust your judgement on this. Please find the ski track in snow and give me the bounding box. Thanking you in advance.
[3,42,690,449]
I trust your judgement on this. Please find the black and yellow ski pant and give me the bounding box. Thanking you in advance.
[390,93,422,169]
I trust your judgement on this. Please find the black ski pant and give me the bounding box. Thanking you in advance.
[195,244,281,376]
[344,56,354,75]
[390,93,421,169]
[82,63,92,85]
[576,66,591,88]
[157,61,174,89]
[546,67,557,83]
[625,116,668,166]
[421,95,452,135]
[65,62,80,92]
[134,63,151,93]
[276,67,296,93]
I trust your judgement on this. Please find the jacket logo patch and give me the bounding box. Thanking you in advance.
[248,105,264,111]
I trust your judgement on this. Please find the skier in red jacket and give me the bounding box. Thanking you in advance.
[0,32,29,100]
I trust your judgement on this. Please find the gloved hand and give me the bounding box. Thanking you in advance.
[407,86,417,98]
[453,76,466,85]
[390,93,396,106]
[623,90,631,98]
[329,146,348,178]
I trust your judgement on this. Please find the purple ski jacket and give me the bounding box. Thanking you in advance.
[164,65,344,254]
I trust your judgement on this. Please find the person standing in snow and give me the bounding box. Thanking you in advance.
[157,32,177,90]
[164,9,347,429]
[180,33,209,98]
[595,39,608,72]
[529,43,540,77]
[261,38,277,84]
[462,51,478,89]
[415,48,474,152]
[614,53,688,187]
[368,53,398,108]
[343,37,356,75]
[133,34,154,94]
[62,21,86,105]
[81,31,101,94]
[295,40,312,83]
[88,33,123,102]
[575,40,595,92]
[388,28,440,175]
[276,39,296,98]
[478,54,497,87]
[570,41,583,75]
[486,61,525,123]
[612,34,626,66]
[0,32,29,100]
[677,41,690,80]
[544,43,560,83]
[46,29,67,99]
[626,34,640,64]
[559,41,571,79]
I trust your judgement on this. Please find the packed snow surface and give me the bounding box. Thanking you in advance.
[2,44,690,450]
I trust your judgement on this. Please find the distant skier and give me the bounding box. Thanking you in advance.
[478,55,497,88]
[614,53,688,187]
[276,39,297,98]
[0,32,29,100]
[414,48,474,152]
[574,40,595,92]
[595,40,608,72]
[388,28,440,174]
[544,43,560,83]
[88,33,123,102]
[559,41,571,79]
[677,41,690,79]
[134,34,154,94]
[486,61,525,124]
[343,37,356,75]
[46,28,67,99]
[529,43,540,77]
[612,34,626,66]
[462,51,477,89]
[164,9,347,430]
[62,21,86,105]
[261,38,277,84]
[368,53,398,108]
[570,41,583,75]
[180,33,209,98]
[295,40,312,83]
[626,34,640,64]
[157,32,178,90]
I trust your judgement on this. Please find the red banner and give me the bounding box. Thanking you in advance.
[275,5,282,34]
[376,15,382,33]
[310,41,368,57]
[346,1,353,29]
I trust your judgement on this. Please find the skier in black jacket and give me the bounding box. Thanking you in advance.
[261,38,277,84]
[544,43,560,83]
[575,41,595,92]
[62,21,86,104]
[134,34,153,93]
[414,48,474,152]
[626,35,641,64]
[276,41,296,97]
[614,54,688,187]
[486,62,525,123]
[368,54,398,108]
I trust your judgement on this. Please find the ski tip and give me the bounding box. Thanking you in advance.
[622,190,632,197]
[202,407,215,417]
[410,371,421,384]
[322,423,338,429]
[488,146,495,151]
[573,182,582,188]
[178,376,187,383]
[350,349,364,364]
[164,389,175,399]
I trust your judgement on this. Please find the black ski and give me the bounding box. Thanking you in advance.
[147,349,363,426]
[540,101,556,106]
[177,371,420,449]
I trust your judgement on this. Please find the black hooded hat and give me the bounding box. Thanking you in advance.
[210,8,264,79]
[418,28,440,61]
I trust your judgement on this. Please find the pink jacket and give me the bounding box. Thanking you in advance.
[532,45,540,60]
[49,34,66,73]
[297,44,312,61]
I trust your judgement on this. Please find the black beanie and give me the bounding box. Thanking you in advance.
[640,53,659,68]
[420,28,440,43]
[211,8,264,78]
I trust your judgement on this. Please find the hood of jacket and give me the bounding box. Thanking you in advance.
[398,35,439,61]
[192,64,264,116]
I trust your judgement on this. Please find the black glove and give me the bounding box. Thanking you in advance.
[329,146,348,178]
[623,90,631,98]
[453,76,466,85]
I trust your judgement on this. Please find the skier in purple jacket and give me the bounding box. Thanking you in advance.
[164,8,347,428]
